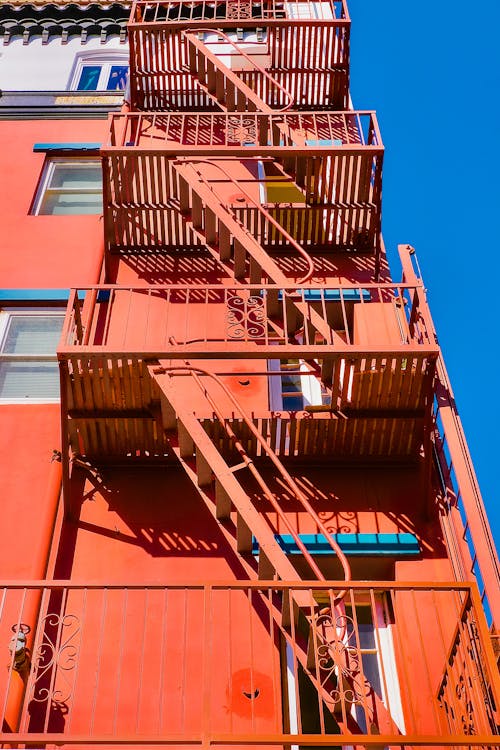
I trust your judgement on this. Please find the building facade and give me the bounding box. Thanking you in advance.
[0,0,499,746]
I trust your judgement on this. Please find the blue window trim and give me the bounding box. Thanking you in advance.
[305,138,343,147]
[33,143,102,154]
[252,533,420,556]
[0,289,74,302]
[276,289,371,302]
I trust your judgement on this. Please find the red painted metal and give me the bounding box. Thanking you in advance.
[150,362,352,584]
[183,29,295,112]
[174,158,316,282]
[0,581,498,745]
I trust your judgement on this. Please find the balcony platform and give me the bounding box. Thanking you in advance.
[102,111,383,259]
[58,283,437,461]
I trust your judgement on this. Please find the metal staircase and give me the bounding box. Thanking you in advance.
[147,362,401,736]
[184,30,292,113]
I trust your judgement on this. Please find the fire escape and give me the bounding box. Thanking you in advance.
[2,0,497,747]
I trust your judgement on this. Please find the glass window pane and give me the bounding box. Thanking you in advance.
[361,653,382,696]
[3,316,64,354]
[107,65,129,90]
[282,373,302,392]
[40,192,103,215]
[49,165,102,191]
[0,362,60,399]
[77,65,101,91]
[282,394,304,411]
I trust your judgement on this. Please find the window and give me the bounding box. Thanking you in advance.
[269,359,331,411]
[0,309,65,401]
[69,52,129,92]
[76,63,129,91]
[344,600,405,734]
[34,159,102,216]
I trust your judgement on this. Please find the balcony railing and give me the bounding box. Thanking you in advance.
[130,0,350,24]
[107,111,382,150]
[59,283,434,356]
[0,581,498,747]
[102,111,383,258]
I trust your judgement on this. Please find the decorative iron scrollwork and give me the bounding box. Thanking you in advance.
[438,607,497,736]
[311,610,374,715]
[226,1,252,19]
[227,294,266,340]
[29,613,80,707]
[226,116,257,145]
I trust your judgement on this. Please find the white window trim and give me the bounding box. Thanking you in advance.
[0,307,64,404]
[68,50,129,92]
[268,359,325,412]
[347,597,405,736]
[32,158,102,217]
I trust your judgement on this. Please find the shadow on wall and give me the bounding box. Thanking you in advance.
[53,464,256,579]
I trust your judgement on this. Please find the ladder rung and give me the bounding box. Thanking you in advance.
[229,461,248,474]
[205,208,217,245]
[191,192,203,230]
[206,60,216,93]
[198,49,207,84]
[258,547,275,580]
[160,393,176,431]
[178,175,190,214]
[249,256,262,284]
[178,420,194,459]
[225,79,235,111]
[188,42,198,75]
[215,69,226,105]
[218,223,232,261]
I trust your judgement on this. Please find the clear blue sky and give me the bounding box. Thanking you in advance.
[348,1,500,545]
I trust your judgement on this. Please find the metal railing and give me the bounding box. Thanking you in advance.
[59,283,433,354]
[0,581,498,746]
[130,0,349,24]
[433,359,500,632]
[398,244,500,634]
[107,110,382,150]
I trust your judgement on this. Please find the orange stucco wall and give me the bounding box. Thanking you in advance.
[0,118,109,579]
[0,119,108,287]
[0,405,61,578]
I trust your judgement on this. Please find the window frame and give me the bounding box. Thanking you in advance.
[281,593,405,739]
[0,307,65,404]
[268,358,330,412]
[32,157,103,217]
[68,51,129,92]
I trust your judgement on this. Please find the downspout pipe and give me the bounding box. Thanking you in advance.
[3,451,62,734]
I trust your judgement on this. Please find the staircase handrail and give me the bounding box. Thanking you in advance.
[175,157,315,283]
[157,359,352,592]
[183,28,295,112]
